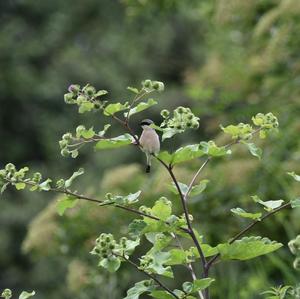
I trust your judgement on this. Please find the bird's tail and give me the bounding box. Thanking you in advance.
[146,153,151,173]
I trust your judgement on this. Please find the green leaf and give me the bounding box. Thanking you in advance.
[162,128,180,141]
[19,291,36,299]
[242,141,262,159]
[190,278,215,292]
[78,101,94,113]
[104,190,141,205]
[65,168,84,188]
[104,102,129,116]
[15,182,26,190]
[151,198,172,221]
[57,196,78,216]
[146,251,173,278]
[128,220,147,239]
[231,207,262,220]
[125,99,157,117]
[39,178,52,191]
[252,196,284,211]
[124,280,155,299]
[221,123,253,140]
[124,238,140,255]
[156,151,173,165]
[150,291,174,299]
[169,182,188,195]
[99,256,121,273]
[217,236,283,261]
[94,90,108,97]
[127,86,139,94]
[146,233,172,251]
[98,124,111,137]
[200,141,231,157]
[172,144,204,165]
[189,245,218,258]
[291,198,300,208]
[81,127,95,139]
[190,180,209,196]
[95,134,133,149]
[166,249,187,265]
[288,171,300,182]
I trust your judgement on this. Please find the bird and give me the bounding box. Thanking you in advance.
[139,119,160,173]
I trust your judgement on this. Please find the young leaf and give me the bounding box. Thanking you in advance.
[124,280,155,299]
[146,251,173,278]
[166,249,187,265]
[99,256,121,273]
[156,151,173,165]
[19,291,35,299]
[78,101,94,113]
[190,278,215,292]
[231,207,262,220]
[151,198,172,221]
[105,190,142,205]
[200,141,231,157]
[57,196,78,216]
[291,198,300,208]
[15,182,26,190]
[104,102,129,116]
[81,127,95,139]
[172,144,204,165]
[161,128,180,141]
[125,99,157,117]
[217,236,283,261]
[127,86,139,94]
[39,178,52,191]
[95,134,133,149]
[288,171,300,182]
[242,141,262,159]
[169,182,188,195]
[252,196,284,211]
[65,168,84,188]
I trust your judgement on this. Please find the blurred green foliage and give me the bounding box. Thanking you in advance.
[0,0,300,298]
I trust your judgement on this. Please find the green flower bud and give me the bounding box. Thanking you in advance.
[33,172,42,182]
[109,244,115,250]
[5,163,15,172]
[144,281,150,287]
[100,241,106,247]
[68,84,80,94]
[177,106,186,114]
[59,140,68,149]
[176,124,183,130]
[160,109,170,118]
[143,79,152,88]
[102,253,108,258]
[62,133,72,141]
[187,113,194,120]
[76,125,85,137]
[191,121,199,129]
[84,86,96,97]
[186,121,192,127]
[293,257,300,271]
[94,247,101,254]
[94,102,101,109]
[64,93,75,104]
[153,81,164,92]
[61,148,69,157]
[1,289,12,299]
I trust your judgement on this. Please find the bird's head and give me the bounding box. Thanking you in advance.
[140,119,154,130]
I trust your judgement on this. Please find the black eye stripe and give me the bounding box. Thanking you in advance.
[141,122,150,126]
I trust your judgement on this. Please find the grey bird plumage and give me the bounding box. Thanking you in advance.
[139,119,160,173]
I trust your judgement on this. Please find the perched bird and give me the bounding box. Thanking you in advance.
[139,119,160,173]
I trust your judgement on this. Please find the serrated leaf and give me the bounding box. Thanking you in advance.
[231,207,262,220]
[146,251,173,278]
[242,141,262,159]
[217,237,283,261]
[288,171,300,182]
[99,256,121,273]
[104,102,129,116]
[124,280,155,299]
[189,245,218,258]
[65,168,84,188]
[291,198,300,208]
[57,196,78,216]
[166,249,187,265]
[128,220,147,239]
[172,144,205,165]
[19,291,35,299]
[125,99,157,117]
[15,182,26,190]
[95,134,133,149]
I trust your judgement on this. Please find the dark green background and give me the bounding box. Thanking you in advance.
[1,0,300,298]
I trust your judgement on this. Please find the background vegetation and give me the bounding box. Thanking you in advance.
[0,0,299,298]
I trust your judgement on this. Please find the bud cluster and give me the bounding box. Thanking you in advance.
[252,113,279,138]
[91,233,118,259]
[221,123,254,140]
[139,255,154,272]
[161,106,200,131]
[142,79,164,92]
[1,289,12,299]
[288,235,300,271]
[64,84,108,114]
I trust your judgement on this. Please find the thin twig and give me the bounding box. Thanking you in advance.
[205,202,292,271]
[117,254,180,299]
